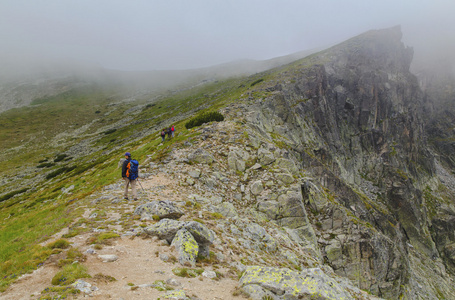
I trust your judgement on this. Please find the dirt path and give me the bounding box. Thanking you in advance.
[1,174,244,300]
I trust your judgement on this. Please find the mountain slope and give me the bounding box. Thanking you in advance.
[2,26,455,299]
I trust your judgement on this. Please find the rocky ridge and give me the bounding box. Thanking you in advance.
[1,116,381,300]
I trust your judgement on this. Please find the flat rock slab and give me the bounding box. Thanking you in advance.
[134,200,184,220]
[98,254,118,262]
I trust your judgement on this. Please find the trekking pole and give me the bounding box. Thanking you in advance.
[137,178,145,192]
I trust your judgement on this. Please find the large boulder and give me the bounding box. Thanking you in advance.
[257,147,275,165]
[215,202,238,218]
[257,200,280,220]
[240,266,354,300]
[275,172,294,185]
[274,158,299,175]
[134,200,184,220]
[188,148,214,164]
[171,229,199,267]
[184,221,215,245]
[250,180,264,195]
[144,219,185,243]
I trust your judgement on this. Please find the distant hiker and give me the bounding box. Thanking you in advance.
[171,125,175,138]
[161,129,166,142]
[122,152,138,200]
[167,126,172,139]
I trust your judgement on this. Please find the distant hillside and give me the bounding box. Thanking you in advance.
[0,48,318,113]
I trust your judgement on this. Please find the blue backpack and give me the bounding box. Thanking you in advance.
[127,159,139,180]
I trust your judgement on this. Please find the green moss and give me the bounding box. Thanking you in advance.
[172,267,204,278]
[210,212,224,219]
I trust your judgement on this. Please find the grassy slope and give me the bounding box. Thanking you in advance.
[0,72,262,291]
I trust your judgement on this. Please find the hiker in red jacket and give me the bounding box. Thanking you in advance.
[171,125,175,138]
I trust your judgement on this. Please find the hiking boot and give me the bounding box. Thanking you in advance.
[124,197,129,200]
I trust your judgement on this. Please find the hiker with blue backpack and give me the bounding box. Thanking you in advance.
[122,152,139,200]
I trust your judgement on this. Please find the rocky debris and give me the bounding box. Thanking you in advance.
[134,200,184,220]
[228,147,250,172]
[72,279,98,294]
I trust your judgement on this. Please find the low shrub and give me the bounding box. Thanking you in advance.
[37,162,55,168]
[54,154,68,162]
[104,128,117,135]
[45,166,76,180]
[0,188,28,203]
[185,111,224,129]
[250,78,264,86]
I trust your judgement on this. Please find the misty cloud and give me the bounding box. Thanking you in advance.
[0,0,454,72]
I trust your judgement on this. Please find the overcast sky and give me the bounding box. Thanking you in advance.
[0,0,454,71]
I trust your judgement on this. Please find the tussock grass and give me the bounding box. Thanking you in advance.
[51,263,91,286]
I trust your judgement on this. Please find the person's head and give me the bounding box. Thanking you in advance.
[124,152,131,159]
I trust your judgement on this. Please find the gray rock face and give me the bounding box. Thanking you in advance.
[240,266,354,300]
[243,223,278,252]
[134,200,184,220]
[257,200,280,220]
[188,148,214,164]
